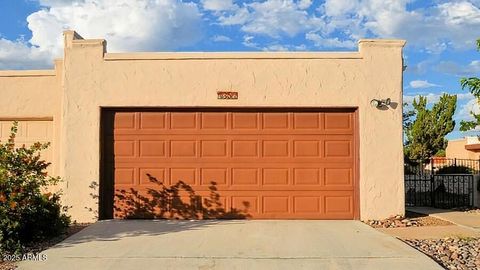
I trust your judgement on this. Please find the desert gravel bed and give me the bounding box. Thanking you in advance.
[405,237,480,270]
[366,211,453,228]
[453,207,480,214]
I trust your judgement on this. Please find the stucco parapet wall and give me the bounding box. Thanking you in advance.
[104,52,363,60]
[103,38,406,61]
[358,39,407,47]
[0,70,56,77]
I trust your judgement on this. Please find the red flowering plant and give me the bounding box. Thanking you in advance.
[0,122,70,254]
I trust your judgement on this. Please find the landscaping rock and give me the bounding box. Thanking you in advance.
[452,207,480,214]
[405,237,480,270]
[364,211,452,228]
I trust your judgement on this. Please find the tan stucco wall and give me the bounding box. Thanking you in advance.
[446,139,480,160]
[0,64,62,178]
[0,31,406,222]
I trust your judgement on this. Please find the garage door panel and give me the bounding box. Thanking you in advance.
[170,112,197,129]
[200,112,228,129]
[232,113,259,129]
[170,168,197,185]
[115,163,354,190]
[139,112,166,129]
[324,194,354,217]
[232,140,259,157]
[139,140,166,157]
[231,168,259,186]
[324,112,353,132]
[293,197,321,213]
[293,140,320,157]
[139,168,166,185]
[200,140,228,157]
[262,113,289,129]
[108,110,357,219]
[293,168,322,185]
[324,167,352,187]
[232,196,258,214]
[293,113,321,129]
[115,168,136,185]
[114,112,136,130]
[262,140,289,157]
[262,168,289,186]
[200,168,228,186]
[170,140,197,157]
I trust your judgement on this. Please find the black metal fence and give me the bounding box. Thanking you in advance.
[404,158,477,208]
[405,158,480,175]
[405,174,474,208]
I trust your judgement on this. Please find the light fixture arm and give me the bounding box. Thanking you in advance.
[370,98,391,108]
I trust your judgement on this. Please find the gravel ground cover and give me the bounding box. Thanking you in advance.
[452,207,480,214]
[366,211,453,228]
[405,237,480,270]
[0,223,90,270]
[367,211,480,269]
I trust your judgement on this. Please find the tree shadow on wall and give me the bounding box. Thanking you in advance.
[114,174,251,220]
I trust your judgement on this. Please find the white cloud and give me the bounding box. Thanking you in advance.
[305,33,356,49]
[241,35,305,51]
[323,0,359,16]
[1,0,204,69]
[436,60,480,77]
[202,0,237,11]
[212,35,232,42]
[409,80,440,89]
[263,44,289,51]
[403,92,472,105]
[457,94,480,122]
[37,0,82,6]
[209,0,480,52]
[440,1,480,25]
[0,38,52,69]
[406,59,432,75]
[218,0,324,38]
[360,0,480,52]
[297,0,312,10]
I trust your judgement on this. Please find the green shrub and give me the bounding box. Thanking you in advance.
[0,122,70,254]
[436,165,473,174]
[435,149,446,157]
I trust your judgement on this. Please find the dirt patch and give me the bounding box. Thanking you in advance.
[0,223,90,269]
[365,211,452,228]
[405,237,480,270]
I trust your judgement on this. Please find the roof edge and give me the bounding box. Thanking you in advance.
[0,70,56,77]
[104,52,363,61]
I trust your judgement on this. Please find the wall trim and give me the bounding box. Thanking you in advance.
[0,117,54,121]
[104,52,363,61]
[0,70,56,77]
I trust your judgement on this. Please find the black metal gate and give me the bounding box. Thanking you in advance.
[405,174,474,208]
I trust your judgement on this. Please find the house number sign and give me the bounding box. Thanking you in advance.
[217,91,238,100]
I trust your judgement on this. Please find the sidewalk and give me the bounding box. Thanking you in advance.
[407,207,480,230]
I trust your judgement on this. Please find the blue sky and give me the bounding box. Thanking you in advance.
[1,0,480,139]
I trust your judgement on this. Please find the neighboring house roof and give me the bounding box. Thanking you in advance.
[464,137,480,152]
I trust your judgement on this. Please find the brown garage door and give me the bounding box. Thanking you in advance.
[102,109,358,219]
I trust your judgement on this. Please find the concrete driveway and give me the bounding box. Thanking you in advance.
[19,220,441,270]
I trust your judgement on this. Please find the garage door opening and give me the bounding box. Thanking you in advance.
[100,108,359,220]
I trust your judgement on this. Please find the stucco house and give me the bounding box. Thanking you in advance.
[446,137,480,160]
[0,31,406,222]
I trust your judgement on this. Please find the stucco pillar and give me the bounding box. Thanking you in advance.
[357,39,406,220]
[61,31,106,222]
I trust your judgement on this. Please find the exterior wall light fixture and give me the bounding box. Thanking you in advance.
[370,98,391,108]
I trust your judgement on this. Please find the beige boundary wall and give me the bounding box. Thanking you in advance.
[0,31,406,222]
